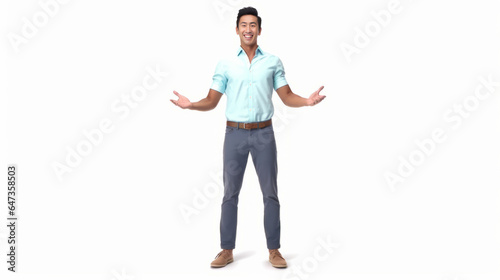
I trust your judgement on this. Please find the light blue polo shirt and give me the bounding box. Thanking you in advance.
[210,46,288,123]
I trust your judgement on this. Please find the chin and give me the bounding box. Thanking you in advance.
[242,41,256,46]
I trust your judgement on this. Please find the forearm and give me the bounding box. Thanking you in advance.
[283,92,310,107]
[190,97,217,111]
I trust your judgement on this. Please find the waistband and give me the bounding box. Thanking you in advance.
[226,119,272,130]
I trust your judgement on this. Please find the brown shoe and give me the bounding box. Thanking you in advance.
[269,249,287,268]
[210,249,234,268]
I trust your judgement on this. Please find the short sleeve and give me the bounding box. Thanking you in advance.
[273,58,288,90]
[210,61,227,94]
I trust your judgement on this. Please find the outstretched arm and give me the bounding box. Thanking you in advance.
[276,85,326,107]
[170,89,223,111]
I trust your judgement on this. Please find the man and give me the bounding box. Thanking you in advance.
[171,7,325,268]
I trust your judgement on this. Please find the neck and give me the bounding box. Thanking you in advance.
[240,44,258,63]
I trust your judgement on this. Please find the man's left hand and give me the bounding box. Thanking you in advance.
[307,86,326,106]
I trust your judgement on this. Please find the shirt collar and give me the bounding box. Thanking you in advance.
[237,45,263,57]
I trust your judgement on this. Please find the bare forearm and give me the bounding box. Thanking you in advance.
[283,92,310,107]
[171,89,222,110]
[190,97,217,111]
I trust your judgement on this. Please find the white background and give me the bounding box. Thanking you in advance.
[1,0,500,279]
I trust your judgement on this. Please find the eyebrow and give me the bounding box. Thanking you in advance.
[240,22,257,25]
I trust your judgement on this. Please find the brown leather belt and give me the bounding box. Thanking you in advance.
[227,119,272,130]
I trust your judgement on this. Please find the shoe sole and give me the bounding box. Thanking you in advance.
[270,261,287,268]
[210,258,234,268]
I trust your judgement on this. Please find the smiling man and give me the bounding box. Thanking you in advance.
[171,7,325,268]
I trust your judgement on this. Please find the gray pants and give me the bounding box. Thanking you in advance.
[220,123,281,249]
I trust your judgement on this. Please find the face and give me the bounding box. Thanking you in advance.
[236,15,261,47]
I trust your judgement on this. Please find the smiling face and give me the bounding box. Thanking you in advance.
[236,14,261,47]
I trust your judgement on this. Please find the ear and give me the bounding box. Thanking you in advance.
[258,28,262,36]
[235,26,239,35]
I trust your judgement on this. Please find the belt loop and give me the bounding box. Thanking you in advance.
[236,122,239,130]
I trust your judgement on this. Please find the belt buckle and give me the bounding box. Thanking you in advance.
[243,123,248,129]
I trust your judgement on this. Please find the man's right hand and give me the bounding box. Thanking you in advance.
[170,90,193,109]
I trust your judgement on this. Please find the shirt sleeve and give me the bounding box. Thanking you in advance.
[273,58,288,90]
[210,61,227,94]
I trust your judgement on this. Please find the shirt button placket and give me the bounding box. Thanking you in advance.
[249,65,253,120]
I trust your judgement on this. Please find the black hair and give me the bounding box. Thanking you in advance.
[236,7,262,29]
